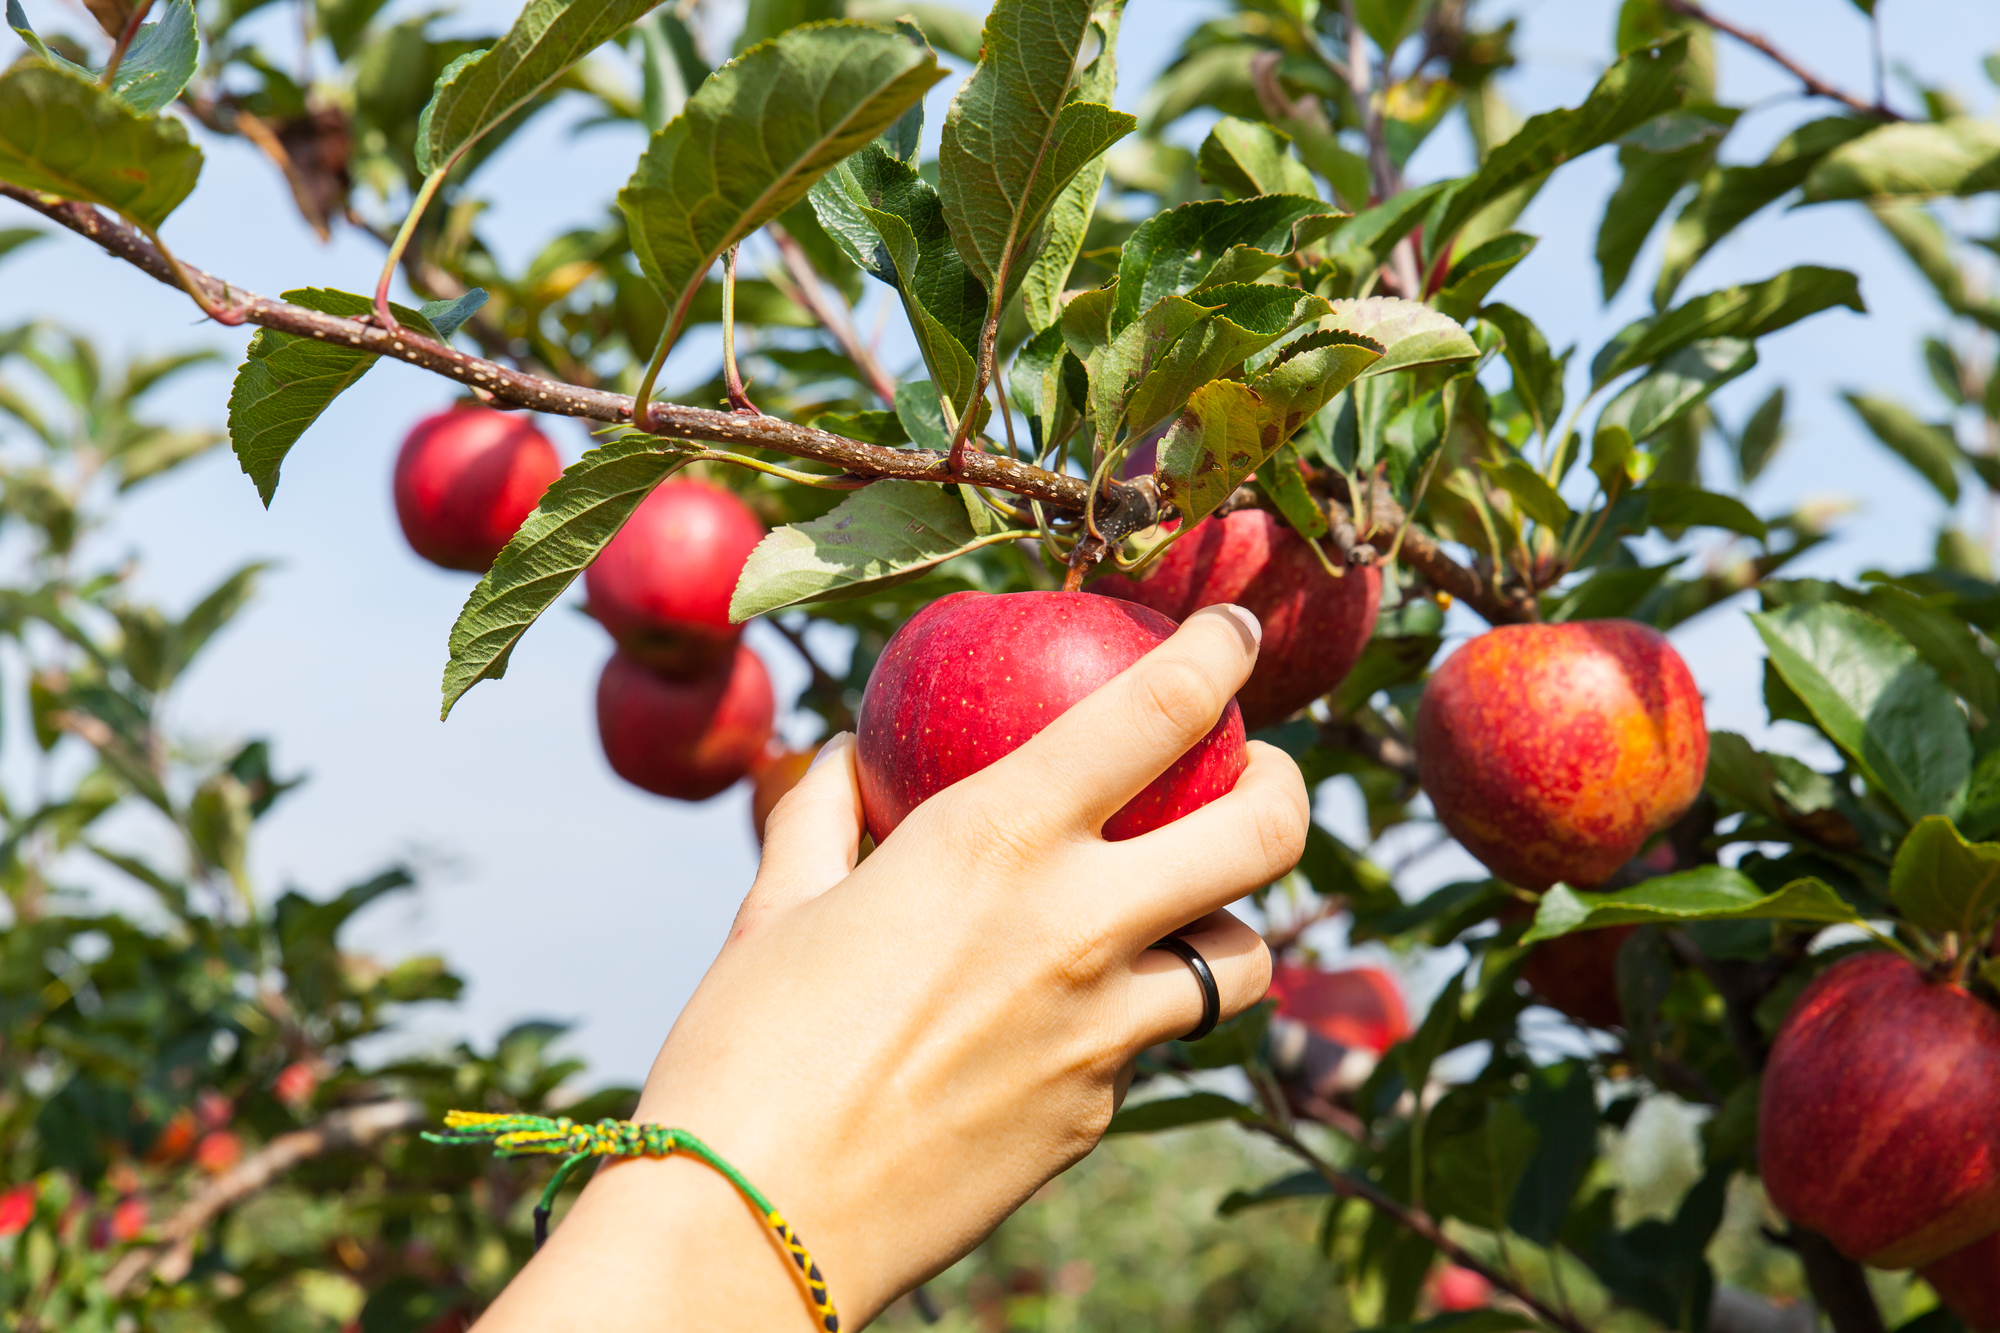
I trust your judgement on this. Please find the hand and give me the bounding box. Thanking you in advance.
[475,603,1310,1331]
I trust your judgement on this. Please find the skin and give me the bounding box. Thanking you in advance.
[585,479,768,678]
[1759,950,2000,1268]
[472,605,1308,1331]
[393,407,561,573]
[1415,620,1707,891]
[596,645,775,801]
[1922,1228,2000,1331]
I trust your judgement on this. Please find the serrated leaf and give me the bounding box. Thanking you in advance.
[443,437,696,717]
[1246,329,1385,437]
[1596,338,1755,444]
[1522,868,1861,943]
[1843,392,1960,502]
[0,62,201,230]
[1113,194,1340,331]
[1120,284,1331,443]
[728,481,1011,622]
[812,145,984,353]
[1019,1,1123,333]
[1326,296,1479,377]
[1009,323,1086,454]
[736,0,842,53]
[1751,601,1971,822]
[938,0,1136,305]
[1802,118,2000,202]
[1106,1091,1254,1135]
[1479,459,1570,529]
[1155,380,1266,523]
[1889,815,2000,938]
[1593,266,1862,389]
[1199,116,1317,199]
[1256,443,1328,540]
[97,0,198,114]
[419,0,662,174]
[1853,583,2000,725]
[1085,292,1221,445]
[620,22,945,368]
[1432,230,1535,323]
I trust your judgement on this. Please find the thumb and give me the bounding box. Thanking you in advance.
[736,733,864,927]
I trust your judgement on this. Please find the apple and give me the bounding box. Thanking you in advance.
[585,479,767,678]
[597,645,775,801]
[195,1130,243,1175]
[394,406,561,573]
[1430,1264,1492,1312]
[1100,509,1380,731]
[751,745,820,843]
[1267,964,1409,1053]
[1415,621,1706,891]
[1760,950,2000,1268]
[1519,925,1635,1029]
[1923,1229,2000,1331]
[855,591,1246,844]
[0,1185,34,1237]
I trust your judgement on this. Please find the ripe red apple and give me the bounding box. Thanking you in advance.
[0,1185,34,1237]
[394,406,561,573]
[1923,1229,2000,1331]
[751,745,820,843]
[195,1130,242,1175]
[855,591,1246,844]
[1519,925,1635,1029]
[1415,621,1706,891]
[1429,1264,1492,1312]
[597,645,774,801]
[585,479,767,677]
[1100,509,1380,731]
[1267,964,1409,1053]
[1760,950,2000,1268]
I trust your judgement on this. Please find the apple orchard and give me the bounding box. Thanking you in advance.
[2,0,2000,1331]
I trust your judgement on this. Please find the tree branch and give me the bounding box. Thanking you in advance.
[104,1099,427,1297]
[1326,474,1536,625]
[3,188,1112,517]
[1659,0,1903,120]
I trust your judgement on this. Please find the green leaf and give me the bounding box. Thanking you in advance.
[620,22,945,367]
[226,289,465,504]
[99,0,199,114]
[1509,1061,1598,1246]
[1479,303,1565,442]
[1257,443,1329,540]
[737,0,842,53]
[1479,458,1571,529]
[1636,485,1765,540]
[1596,338,1756,443]
[1596,108,1734,301]
[938,0,1137,305]
[0,62,201,230]
[442,437,696,717]
[1426,35,1689,257]
[1802,118,2000,202]
[847,0,983,61]
[1432,231,1536,323]
[1327,296,1478,377]
[1751,600,1971,822]
[1009,323,1086,454]
[1594,266,1862,389]
[1019,1,1124,333]
[1217,1169,1333,1217]
[1199,116,1317,199]
[1843,392,1960,503]
[728,481,1013,622]
[1113,194,1338,332]
[1853,583,2000,725]
[1738,385,1785,482]
[1105,1090,1254,1135]
[418,0,662,174]
[1354,0,1428,56]
[1119,284,1332,443]
[1246,330,1386,438]
[1429,1098,1539,1231]
[1522,868,1861,943]
[1889,815,2000,939]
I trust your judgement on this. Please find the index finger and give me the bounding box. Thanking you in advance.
[971,602,1262,837]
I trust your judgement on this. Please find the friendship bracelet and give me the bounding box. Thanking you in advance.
[423,1111,839,1332]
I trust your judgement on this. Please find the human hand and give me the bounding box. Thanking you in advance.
[477,603,1309,1330]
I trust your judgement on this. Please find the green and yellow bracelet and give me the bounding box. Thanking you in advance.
[425,1111,838,1332]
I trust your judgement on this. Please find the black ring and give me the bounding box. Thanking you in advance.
[1148,936,1221,1043]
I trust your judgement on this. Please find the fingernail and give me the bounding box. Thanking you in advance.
[809,732,855,769]
[1218,603,1261,648]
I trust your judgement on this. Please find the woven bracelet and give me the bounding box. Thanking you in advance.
[424,1111,839,1332]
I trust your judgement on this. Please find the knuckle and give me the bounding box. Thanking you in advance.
[1047,909,1121,990]
[1129,654,1222,742]
[1240,780,1309,882]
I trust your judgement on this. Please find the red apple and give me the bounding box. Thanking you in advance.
[0,1185,34,1237]
[855,591,1246,844]
[1760,950,2000,1268]
[597,645,774,801]
[751,745,820,843]
[1519,925,1635,1029]
[585,479,767,677]
[1415,621,1706,891]
[1100,509,1380,731]
[1430,1264,1492,1312]
[1267,964,1409,1053]
[394,406,561,573]
[1923,1229,2000,1331]
[194,1130,242,1175]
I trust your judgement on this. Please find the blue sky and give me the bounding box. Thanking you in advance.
[1,0,1996,1082]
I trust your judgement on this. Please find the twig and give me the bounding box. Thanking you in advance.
[1659,0,1903,120]
[767,616,855,732]
[1324,476,1535,625]
[766,223,901,407]
[1792,1229,1888,1333]
[1317,716,1420,784]
[99,0,155,89]
[720,247,760,415]
[1251,1117,1595,1333]
[104,1099,426,1297]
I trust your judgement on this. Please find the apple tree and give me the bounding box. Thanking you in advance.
[3,0,2000,1330]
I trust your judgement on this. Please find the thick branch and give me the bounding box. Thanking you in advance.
[104,1099,426,1297]
[2,188,1114,517]
[1659,0,1903,120]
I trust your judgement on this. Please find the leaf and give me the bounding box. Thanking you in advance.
[418,0,661,173]
[1854,583,2000,725]
[1217,1169,1333,1216]
[1508,1061,1598,1246]
[1432,231,1536,323]
[1479,459,1570,530]
[1113,194,1338,332]
[1596,338,1756,443]
[1593,266,1862,389]
[1428,1098,1539,1231]
[737,0,842,53]
[1738,384,1785,482]
[98,0,199,114]
[1019,1,1124,333]
[938,0,1136,306]
[1105,1090,1254,1135]
[1522,868,1861,943]
[1637,485,1765,539]
[1258,443,1329,540]
[1596,108,1735,301]
[1009,323,1086,454]
[1199,116,1317,199]
[620,22,945,367]
[0,63,201,230]
[1478,303,1565,441]
[443,437,696,717]
[1120,284,1331,443]
[227,289,476,504]
[1843,392,1960,503]
[1326,296,1479,377]
[1751,601,1971,822]
[728,481,1012,622]
[1889,815,2000,939]
[1426,35,1689,257]
[1802,118,2000,202]
[1246,330,1386,438]
[846,0,983,61]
